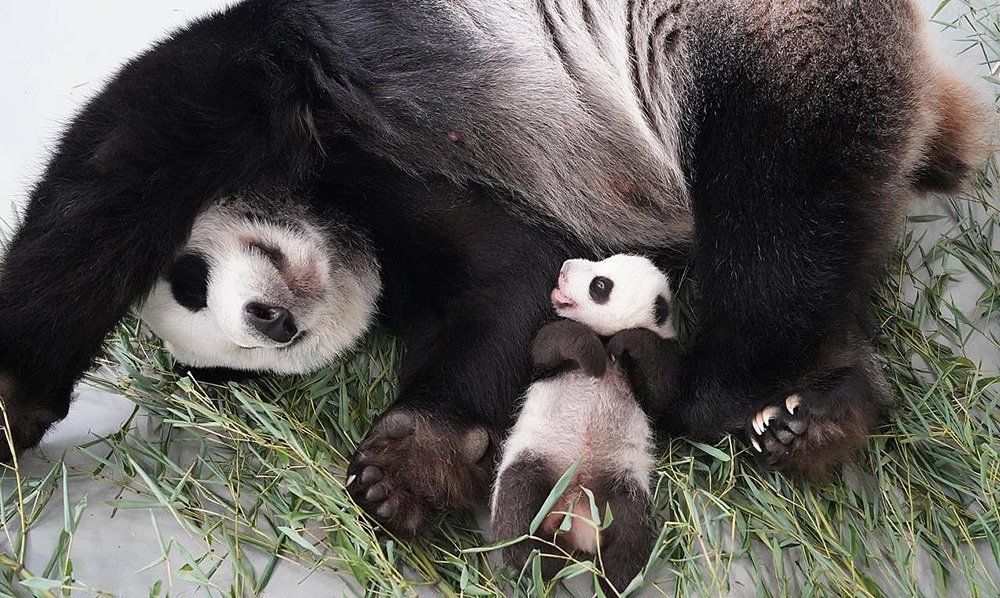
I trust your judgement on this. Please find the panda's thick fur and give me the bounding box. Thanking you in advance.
[491,255,678,591]
[0,0,991,538]
[137,194,380,376]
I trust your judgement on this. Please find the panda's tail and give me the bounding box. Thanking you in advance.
[912,72,994,194]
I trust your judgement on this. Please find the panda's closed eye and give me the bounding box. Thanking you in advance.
[589,276,613,303]
[247,241,286,268]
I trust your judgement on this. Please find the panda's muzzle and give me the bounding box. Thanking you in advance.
[244,301,298,344]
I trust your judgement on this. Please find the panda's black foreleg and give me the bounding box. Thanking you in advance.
[0,5,326,460]
[344,202,577,535]
[606,329,681,421]
[665,14,909,476]
[344,407,496,536]
[530,320,608,378]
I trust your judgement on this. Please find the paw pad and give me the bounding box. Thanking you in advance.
[381,411,417,439]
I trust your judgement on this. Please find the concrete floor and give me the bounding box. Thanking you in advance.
[0,1,996,596]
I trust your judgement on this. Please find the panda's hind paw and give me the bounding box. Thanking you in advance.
[745,389,873,480]
[346,408,495,537]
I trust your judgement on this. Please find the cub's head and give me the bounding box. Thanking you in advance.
[550,254,673,339]
[137,198,381,375]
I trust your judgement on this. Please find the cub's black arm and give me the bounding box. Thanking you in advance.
[531,319,609,379]
[607,328,680,421]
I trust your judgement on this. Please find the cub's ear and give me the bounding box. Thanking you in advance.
[654,295,670,327]
[654,295,676,338]
[531,320,607,378]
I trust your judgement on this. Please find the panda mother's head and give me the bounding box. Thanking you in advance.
[137,197,381,375]
[551,254,674,339]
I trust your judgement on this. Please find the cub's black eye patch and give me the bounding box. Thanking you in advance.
[167,252,209,311]
[247,241,286,269]
[589,276,614,304]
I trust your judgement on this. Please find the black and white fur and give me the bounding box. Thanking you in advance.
[137,195,380,375]
[0,0,990,538]
[491,255,678,592]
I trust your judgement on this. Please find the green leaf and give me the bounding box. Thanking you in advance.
[277,526,323,557]
[529,456,584,534]
[689,441,731,462]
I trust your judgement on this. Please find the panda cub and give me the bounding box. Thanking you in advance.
[137,195,381,376]
[491,255,678,592]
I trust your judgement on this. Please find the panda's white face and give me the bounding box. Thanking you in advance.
[551,254,674,339]
[137,200,381,374]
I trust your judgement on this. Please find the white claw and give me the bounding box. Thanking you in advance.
[762,406,780,428]
[786,394,801,415]
[751,437,762,453]
[346,474,357,488]
[752,413,763,435]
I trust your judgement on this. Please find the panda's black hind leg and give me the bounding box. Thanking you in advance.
[491,453,567,581]
[667,0,927,477]
[596,483,654,594]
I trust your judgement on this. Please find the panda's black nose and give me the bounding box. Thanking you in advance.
[244,302,298,343]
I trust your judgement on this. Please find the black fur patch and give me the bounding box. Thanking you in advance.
[607,329,680,420]
[589,276,613,304]
[167,252,210,311]
[654,294,670,326]
[530,319,608,378]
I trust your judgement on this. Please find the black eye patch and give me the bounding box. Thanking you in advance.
[589,276,614,303]
[167,252,209,311]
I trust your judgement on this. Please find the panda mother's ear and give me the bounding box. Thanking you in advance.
[654,295,671,327]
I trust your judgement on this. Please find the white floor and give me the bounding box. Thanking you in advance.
[0,1,995,596]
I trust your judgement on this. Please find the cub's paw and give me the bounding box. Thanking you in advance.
[607,329,679,418]
[746,389,877,479]
[346,408,496,537]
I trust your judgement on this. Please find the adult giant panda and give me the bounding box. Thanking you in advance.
[0,0,990,538]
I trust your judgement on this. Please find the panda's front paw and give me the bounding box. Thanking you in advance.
[346,408,496,537]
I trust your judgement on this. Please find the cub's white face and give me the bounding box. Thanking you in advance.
[137,200,381,374]
[550,254,674,339]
